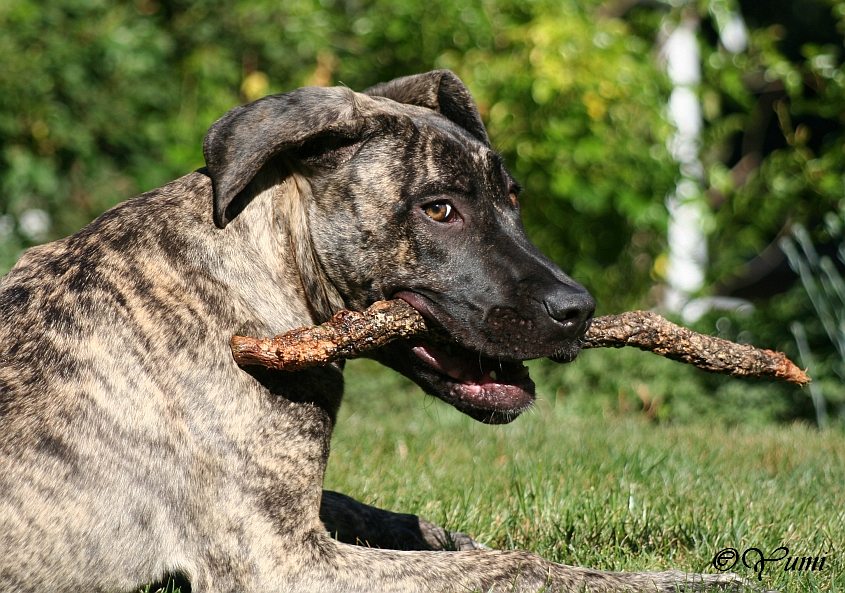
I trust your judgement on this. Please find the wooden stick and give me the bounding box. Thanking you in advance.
[231,300,427,372]
[580,310,809,385]
[230,299,810,385]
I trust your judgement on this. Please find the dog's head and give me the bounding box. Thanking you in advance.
[204,70,594,424]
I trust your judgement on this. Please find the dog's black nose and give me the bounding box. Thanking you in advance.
[543,289,595,339]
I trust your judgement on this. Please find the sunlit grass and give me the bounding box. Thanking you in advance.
[324,359,844,592]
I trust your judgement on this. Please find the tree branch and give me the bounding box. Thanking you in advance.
[230,299,809,385]
[580,310,809,385]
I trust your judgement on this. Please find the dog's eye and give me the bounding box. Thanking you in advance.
[509,192,519,208]
[423,201,456,223]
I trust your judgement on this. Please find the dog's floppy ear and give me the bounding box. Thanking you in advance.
[365,70,490,146]
[203,87,368,228]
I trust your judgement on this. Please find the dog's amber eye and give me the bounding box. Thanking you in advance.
[423,201,455,223]
[509,192,519,208]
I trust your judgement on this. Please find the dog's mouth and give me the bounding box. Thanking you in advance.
[408,340,535,423]
[385,291,536,424]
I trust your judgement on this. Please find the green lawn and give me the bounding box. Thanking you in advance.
[323,359,844,592]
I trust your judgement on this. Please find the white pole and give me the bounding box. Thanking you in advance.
[661,12,706,318]
[660,3,748,322]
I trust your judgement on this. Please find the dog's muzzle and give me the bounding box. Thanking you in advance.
[384,283,595,424]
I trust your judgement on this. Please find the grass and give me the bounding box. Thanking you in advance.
[146,355,844,592]
[323,358,844,592]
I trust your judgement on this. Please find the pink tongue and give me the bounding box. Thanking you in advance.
[411,344,491,384]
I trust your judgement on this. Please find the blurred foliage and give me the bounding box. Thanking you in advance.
[782,217,845,425]
[693,0,845,283]
[1,0,844,422]
[684,0,845,424]
[0,0,674,312]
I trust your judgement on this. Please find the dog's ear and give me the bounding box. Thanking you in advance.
[364,70,490,146]
[203,87,369,228]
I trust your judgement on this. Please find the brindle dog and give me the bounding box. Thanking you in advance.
[0,71,745,592]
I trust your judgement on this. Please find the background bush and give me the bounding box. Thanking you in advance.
[1,0,843,425]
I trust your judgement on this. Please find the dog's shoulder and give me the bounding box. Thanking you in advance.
[0,171,215,358]
[1,171,212,291]
[0,171,225,424]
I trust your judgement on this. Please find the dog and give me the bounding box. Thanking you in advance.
[0,70,746,592]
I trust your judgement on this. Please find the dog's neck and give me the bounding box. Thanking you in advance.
[204,169,344,334]
[278,172,346,324]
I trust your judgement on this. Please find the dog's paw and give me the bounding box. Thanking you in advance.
[417,518,490,551]
[447,530,491,551]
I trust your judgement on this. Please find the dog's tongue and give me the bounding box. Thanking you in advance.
[410,342,535,418]
[410,343,531,386]
[411,344,495,384]
[396,292,535,419]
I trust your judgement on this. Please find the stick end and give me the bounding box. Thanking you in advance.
[784,364,812,386]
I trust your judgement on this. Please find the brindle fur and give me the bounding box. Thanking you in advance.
[0,71,749,592]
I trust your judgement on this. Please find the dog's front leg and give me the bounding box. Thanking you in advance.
[320,490,485,551]
[287,536,749,593]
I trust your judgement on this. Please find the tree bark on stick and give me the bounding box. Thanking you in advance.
[230,299,810,385]
[580,310,809,385]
